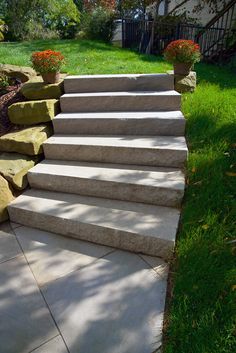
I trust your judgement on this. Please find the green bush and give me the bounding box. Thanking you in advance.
[56,21,78,39]
[1,0,80,41]
[82,7,116,43]
[0,74,10,91]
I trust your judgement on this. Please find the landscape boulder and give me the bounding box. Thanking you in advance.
[20,81,64,100]
[0,125,53,156]
[0,175,14,222]
[8,99,60,125]
[0,64,37,83]
[0,152,37,190]
[174,71,197,93]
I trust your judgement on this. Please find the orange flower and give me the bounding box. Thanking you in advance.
[31,49,65,74]
[163,39,201,64]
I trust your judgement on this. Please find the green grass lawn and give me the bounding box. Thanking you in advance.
[164,64,236,353]
[0,39,171,74]
[1,39,235,353]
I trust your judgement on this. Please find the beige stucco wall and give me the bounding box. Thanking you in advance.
[147,0,235,26]
[167,0,225,25]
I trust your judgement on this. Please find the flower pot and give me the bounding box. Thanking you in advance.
[173,63,192,76]
[41,72,60,84]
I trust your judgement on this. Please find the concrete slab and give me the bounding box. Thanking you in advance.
[15,226,114,285]
[0,256,58,353]
[29,336,68,353]
[10,222,23,229]
[64,73,174,93]
[140,254,169,279]
[42,250,168,353]
[43,135,188,168]
[28,160,185,207]
[0,221,13,233]
[8,189,180,260]
[0,230,22,263]
[60,91,181,112]
[53,111,185,136]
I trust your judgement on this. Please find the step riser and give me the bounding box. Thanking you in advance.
[53,118,185,136]
[60,95,181,113]
[28,172,184,207]
[64,74,174,93]
[44,144,187,168]
[8,207,174,260]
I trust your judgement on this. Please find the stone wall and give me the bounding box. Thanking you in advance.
[0,66,64,222]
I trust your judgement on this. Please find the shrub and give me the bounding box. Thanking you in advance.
[0,74,10,89]
[50,0,80,39]
[164,39,201,64]
[31,50,65,74]
[1,0,80,41]
[82,6,116,42]
[23,21,59,41]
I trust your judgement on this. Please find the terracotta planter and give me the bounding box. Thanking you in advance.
[173,63,192,75]
[41,72,60,84]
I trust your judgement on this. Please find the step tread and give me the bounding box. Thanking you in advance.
[44,135,188,151]
[9,189,180,243]
[54,111,185,120]
[61,90,180,98]
[65,73,171,79]
[29,160,185,191]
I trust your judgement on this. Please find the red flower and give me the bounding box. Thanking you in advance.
[164,39,201,64]
[31,49,65,74]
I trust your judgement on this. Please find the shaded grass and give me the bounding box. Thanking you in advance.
[164,64,236,353]
[0,38,235,353]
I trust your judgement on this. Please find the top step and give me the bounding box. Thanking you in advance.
[64,73,174,93]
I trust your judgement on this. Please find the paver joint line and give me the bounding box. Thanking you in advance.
[10,226,71,353]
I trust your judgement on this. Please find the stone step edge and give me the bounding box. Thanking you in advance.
[27,161,185,207]
[53,111,185,120]
[8,189,181,260]
[64,73,172,79]
[60,90,181,98]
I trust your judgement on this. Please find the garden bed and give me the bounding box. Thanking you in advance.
[0,85,25,136]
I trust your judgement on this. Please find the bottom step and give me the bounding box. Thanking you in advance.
[8,189,180,260]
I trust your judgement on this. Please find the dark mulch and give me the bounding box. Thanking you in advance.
[0,85,26,136]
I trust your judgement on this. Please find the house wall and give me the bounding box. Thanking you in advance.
[167,0,234,25]
[147,0,236,26]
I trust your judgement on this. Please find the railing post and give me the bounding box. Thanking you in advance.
[176,23,181,39]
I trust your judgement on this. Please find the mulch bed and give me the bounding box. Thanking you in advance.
[0,85,26,136]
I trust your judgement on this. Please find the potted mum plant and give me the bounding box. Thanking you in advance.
[31,49,65,84]
[164,39,201,75]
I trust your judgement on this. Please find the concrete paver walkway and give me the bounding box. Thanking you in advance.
[0,222,167,353]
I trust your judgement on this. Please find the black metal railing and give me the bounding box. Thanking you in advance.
[122,19,153,50]
[122,1,236,61]
[196,0,236,59]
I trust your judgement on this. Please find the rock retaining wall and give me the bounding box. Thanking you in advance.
[0,73,64,222]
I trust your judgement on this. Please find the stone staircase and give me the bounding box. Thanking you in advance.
[8,74,188,260]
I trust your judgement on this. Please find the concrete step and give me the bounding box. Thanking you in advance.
[53,111,186,136]
[43,135,188,168]
[64,73,174,93]
[8,189,181,260]
[28,160,185,207]
[60,91,181,113]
